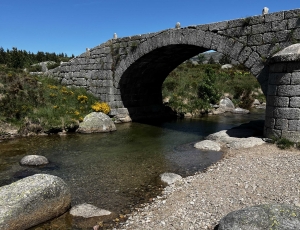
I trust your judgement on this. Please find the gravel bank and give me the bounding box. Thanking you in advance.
[118,143,300,230]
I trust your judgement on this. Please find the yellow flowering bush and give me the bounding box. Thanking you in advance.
[48,85,58,90]
[60,87,74,95]
[77,95,88,103]
[91,102,110,114]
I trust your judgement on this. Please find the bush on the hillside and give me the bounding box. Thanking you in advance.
[162,63,264,115]
[0,67,104,132]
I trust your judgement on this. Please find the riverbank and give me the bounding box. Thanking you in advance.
[117,143,300,229]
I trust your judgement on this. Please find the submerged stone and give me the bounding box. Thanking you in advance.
[20,155,49,166]
[70,203,111,218]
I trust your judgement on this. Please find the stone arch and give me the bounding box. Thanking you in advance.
[114,28,266,119]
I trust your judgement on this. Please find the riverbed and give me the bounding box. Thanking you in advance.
[0,109,265,229]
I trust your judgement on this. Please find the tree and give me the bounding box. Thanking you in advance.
[197,54,206,64]
[207,56,216,64]
[0,47,6,64]
[219,54,231,65]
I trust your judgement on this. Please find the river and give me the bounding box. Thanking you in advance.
[0,109,265,229]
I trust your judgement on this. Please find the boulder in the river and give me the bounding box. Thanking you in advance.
[194,140,221,151]
[219,97,235,112]
[218,203,300,230]
[0,174,71,230]
[113,114,132,123]
[20,155,49,166]
[231,107,249,114]
[160,173,182,185]
[226,137,265,149]
[206,128,265,149]
[77,112,116,133]
[70,203,111,218]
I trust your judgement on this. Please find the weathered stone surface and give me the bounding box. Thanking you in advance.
[194,140,221,151]
[272,43,300,62]
[77,112,116,133]
[231,107,249,114]
[219,97,235,112]
[0,174,71,230]
[160,173,182,185]
[226,137,265,149]
[221,64,232,69]
[218,204,300,230]
[70,203,111,218]
[20,155,49,166]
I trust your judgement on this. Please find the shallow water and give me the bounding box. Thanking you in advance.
[0,109,265,229]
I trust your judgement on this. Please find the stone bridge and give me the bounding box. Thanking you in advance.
[50,8,300,122]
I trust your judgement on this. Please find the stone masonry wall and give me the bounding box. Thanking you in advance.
[48,8,300,118]
[264,45,300,142]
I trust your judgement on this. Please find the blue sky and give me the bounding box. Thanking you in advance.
[0,0,299,56]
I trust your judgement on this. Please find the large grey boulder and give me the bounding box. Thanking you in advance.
[20,155,49,166]
[226,137,265,149]
[0,174,71,230]
[206,129,265,149]
[160,173,182,185]
[70,203,111,218]
[77,112,116,133]
[219,97,235,112]
[218,204,300,230]
[194,140,221,151]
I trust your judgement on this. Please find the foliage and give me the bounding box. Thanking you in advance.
[162,63,264,115]
[0,66,106,132]
[207,56,216,64]
[271,137,295,149]
[91,102,110,114]
[219,54,231,65]
[197,54,206,64]
[0,46,74,70]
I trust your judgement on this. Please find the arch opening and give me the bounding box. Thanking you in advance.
[119,44,208,120]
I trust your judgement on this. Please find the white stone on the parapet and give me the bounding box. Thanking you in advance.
[262,7,269,15]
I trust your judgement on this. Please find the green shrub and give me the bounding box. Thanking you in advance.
[27,65,42,72]
[47,62,60,70]
[276,138,294,149]
[162,62,265,115]
[0,67,101,132]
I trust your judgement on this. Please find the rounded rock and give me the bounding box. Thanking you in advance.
[194,140,221,151]
[77,112,116,133]
[160,173,182,185]
[0,174,71,230]
[20,155,49,166]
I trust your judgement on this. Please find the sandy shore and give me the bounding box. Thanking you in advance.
[117,143,300,230]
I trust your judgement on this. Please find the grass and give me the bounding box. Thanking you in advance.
[162,63,265,115]
[0,65,109,133]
